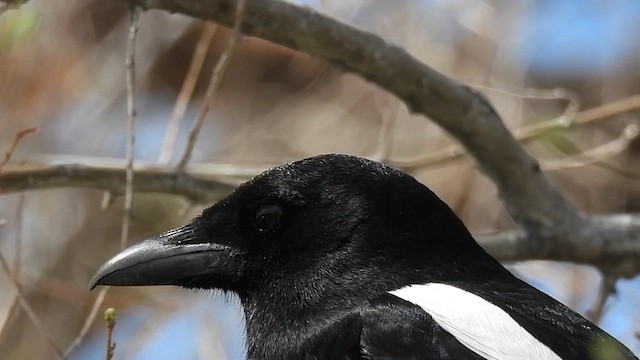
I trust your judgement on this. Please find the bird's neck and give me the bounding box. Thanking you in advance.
[236,239,512,359]
[239,288,364,360]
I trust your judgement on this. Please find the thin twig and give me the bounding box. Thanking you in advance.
[0,141,20,339]
[64,7,141,357]
[0,127,38,172]
[576,94,640,126]
[12,193,25,285]
[17,274,106,307]
[0,127,63,358]
[0,253,67,358]
[371,100,399,162]
[541,124,640,171]
[387,86,579,168]
[104,308,117,360]
[471,86,581,128]
[387,92,639,169]
[159,23,217,164]
[122,4,139,249]
[176,0,247,170]
[0,294,18,340]
[587,276,615,324]
[63,287,109,356]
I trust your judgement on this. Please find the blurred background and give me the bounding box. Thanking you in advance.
[0,0,639,358]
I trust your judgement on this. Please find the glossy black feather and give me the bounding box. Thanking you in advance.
[91,154,638,360]
[453,276,634,360]
[361,293,486,359]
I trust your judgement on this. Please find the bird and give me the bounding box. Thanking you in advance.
[90,154,637,360]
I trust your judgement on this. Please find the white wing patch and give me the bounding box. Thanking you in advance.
[390,283,562,360]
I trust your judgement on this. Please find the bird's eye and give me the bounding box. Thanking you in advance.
[253,204,282,233]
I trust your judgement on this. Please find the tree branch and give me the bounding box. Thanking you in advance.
[107,0,640,277]
[124,0,584,232]
[176,0,246,170]
[3,1,636,275]
[2,164,639,276]
[478,213,640,277]
[0,165,236,204]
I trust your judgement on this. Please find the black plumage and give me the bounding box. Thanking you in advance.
[90,154,637,360]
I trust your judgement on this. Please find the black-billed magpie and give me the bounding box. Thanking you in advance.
[90,154,637,360]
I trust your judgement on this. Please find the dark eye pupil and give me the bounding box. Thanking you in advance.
[254,204,282,233]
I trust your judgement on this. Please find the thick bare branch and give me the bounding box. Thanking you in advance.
[478,213,640,277]
[2,2,635,276]
[0,165,237,204]
[123,0,583,232]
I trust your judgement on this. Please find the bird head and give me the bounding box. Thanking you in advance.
[90,154,489,303]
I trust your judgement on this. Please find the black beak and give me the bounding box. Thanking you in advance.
[89,225,233,290]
